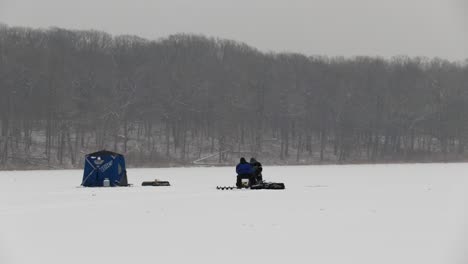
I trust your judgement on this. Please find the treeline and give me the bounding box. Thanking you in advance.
[0,24,467,169]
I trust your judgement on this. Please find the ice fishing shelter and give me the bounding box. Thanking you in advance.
[81,150,128,187]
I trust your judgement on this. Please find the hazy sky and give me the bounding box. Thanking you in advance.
[1,0,467,60]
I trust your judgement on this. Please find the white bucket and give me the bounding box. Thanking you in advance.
[103,178,110,187]
[241,178,249,187]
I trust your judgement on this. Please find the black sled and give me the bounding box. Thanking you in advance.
[142,179,171,186]
[251,181,285,190]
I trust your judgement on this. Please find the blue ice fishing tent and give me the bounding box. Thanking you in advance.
[81,150,128,187]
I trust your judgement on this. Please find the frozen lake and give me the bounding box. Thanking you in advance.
[1,163,467,264]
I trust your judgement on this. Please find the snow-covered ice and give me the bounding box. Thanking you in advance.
[1,163,468,264]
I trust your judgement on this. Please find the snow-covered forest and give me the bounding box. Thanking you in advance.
[1,24,467,169]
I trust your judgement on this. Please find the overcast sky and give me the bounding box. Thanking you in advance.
[0,0,467,60]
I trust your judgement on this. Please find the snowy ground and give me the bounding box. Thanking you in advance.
[1,163,468,264]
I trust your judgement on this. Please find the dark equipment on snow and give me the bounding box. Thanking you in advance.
[216,186,236,190]
[251,181,285,190]
[216,181,285,190]
[142,179,171,186]
[81,150,129,187]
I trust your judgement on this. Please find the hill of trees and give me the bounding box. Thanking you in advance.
[1,24,467,169]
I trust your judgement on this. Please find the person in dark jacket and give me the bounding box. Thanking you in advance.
[236,157,254,188]
[250,157,263,184]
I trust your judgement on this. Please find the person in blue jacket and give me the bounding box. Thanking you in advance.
[236,157,254,188]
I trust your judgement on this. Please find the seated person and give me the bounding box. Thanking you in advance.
[236,157,254,188]
[249,157,263,184]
